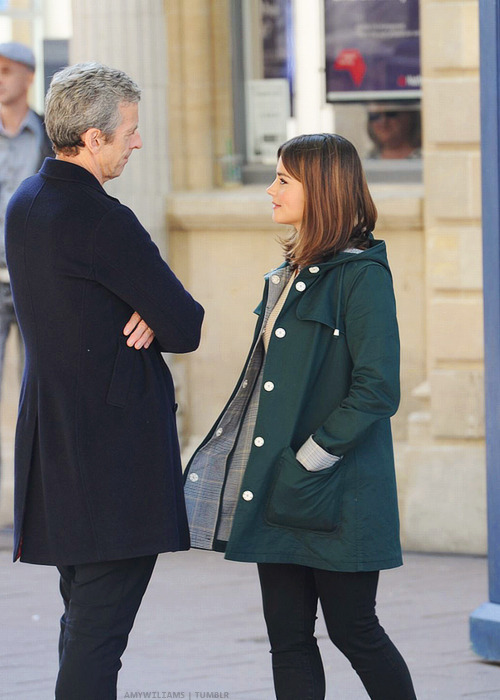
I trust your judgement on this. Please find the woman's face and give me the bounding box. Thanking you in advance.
[266,156,304,231]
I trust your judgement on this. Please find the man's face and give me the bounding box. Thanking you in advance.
[0,56,33,107]
[99,101,142,182]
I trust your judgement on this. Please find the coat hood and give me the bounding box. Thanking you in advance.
[321,237,391,271]
[265,236,391,279]
[263,236,392,338]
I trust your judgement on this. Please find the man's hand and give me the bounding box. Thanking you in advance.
[123,311,155,349]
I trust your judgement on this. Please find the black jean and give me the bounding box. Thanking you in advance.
[257,563,416,700]
[56,554,157,699]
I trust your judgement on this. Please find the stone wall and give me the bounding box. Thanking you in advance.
[396,0,485,553]
[165,0,233,191]
[167,0,486,555]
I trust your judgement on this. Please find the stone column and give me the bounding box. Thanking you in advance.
[71,0,169,253]
[165,0,233,190]
[398,0,486,554]
[470,0,500,661]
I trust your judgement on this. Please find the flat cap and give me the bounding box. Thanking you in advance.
[0,41,35,71]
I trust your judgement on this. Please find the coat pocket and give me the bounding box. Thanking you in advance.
[106,341,137,408]
[265,446,345,533]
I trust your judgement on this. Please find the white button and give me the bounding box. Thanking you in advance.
[242,490,254,501]
[271,274,281,284]
[275,327,286,338]
[254,436,264,447]
[264,381,275,392]
[215,428,223,437]
[309,266,320,273]
[296,281,306,292]
[189,473,199,482]
[242,379,248,388]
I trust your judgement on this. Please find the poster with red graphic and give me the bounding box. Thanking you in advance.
[324,0,420,102]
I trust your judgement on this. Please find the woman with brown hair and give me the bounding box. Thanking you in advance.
[184,133,416,699]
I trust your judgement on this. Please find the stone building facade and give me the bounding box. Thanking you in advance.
[0,0,485,556]
[400,0,484,552]
[164,0,484,555]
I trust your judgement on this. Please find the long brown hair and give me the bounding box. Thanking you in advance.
[277,133,377,267]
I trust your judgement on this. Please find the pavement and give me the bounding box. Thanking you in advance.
[1,528,499,700]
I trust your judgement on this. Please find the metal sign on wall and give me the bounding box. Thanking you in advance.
[246,79,290,163]
[324,0,421,102]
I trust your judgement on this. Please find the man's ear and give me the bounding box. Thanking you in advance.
[81,128,103,153]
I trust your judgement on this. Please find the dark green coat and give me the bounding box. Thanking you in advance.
[185,239,402,572]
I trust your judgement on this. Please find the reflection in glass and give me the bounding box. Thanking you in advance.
[367,103,421,160]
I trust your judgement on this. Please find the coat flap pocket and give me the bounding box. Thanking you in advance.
[106,341,137,408]
[265,446,344,533]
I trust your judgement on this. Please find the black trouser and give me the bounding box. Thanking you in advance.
[56,554,157,700]
[257,563,417,700]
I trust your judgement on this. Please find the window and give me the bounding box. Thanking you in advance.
[232,0,422,185]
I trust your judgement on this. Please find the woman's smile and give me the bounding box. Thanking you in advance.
[266,157,304,231]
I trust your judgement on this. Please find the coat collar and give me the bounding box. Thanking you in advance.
[39,157,118,200]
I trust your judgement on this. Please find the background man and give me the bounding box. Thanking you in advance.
[5,62,204,699]
[0,41,51,493]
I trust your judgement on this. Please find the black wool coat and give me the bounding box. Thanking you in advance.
[6,158,204,565]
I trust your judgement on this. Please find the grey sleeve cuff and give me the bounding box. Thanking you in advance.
[295,435,342,472]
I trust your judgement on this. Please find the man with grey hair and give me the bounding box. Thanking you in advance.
[0,41,51,494]
[5,62,204,698]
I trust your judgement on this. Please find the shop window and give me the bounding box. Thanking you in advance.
[324,0,422,182]
[232,0,422,185]
[232,0,293,183]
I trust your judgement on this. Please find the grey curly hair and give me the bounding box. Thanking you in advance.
[44,62,141,156]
